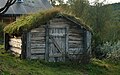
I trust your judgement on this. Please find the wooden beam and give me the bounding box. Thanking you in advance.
[45,23,49,61]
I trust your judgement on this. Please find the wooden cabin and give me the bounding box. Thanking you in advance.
[4,9,92,62]
[0,0,52,24]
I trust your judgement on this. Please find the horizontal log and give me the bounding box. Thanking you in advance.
[30,55,44,59]
[30,37,45,40]
[31,28,45,32]
[69,45,83,48]
[9,39,22,48]
[69,30,83,34]
[69,48,83,51]
[31,44,45,47]
[69,36,83,41]
[31,49,45,54]
[68,41,82,44]
[30,41,45,44]
[31,46,45,49]
[49,33,65,36]
[10,47,21,54]
[49,25,68,28]
[49,53,63,57]
[10,38,22,43]
[30,33,45,37]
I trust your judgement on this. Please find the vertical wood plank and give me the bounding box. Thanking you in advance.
[27,32,31,59]
[65,27,69,61]
[83,30,87,52]
[21,31,27,59]
[45,23,49,61]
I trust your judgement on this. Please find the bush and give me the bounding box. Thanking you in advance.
[100,41,120,61]
[0,22,5,39]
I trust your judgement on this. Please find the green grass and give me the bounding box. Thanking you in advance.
[0,45,120,75]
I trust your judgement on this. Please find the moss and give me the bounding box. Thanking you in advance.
[4,8,60,34]
[4,8,92,35]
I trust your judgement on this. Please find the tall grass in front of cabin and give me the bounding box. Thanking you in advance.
[0,44,120,75]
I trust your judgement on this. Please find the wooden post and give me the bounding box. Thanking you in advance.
[65,26,69,61]
[81,29,90,64]
[4,33,10,51]
[21,31,27,59]
[45,23,49,61]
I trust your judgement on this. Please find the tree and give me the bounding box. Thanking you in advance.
[0,0,16,15]
[65,0,90,24]
[49,0,64,6]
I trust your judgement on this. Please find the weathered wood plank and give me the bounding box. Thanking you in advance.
[49,53,63,57]
[10,38,22,43]
[30,37,45,40]
[50,33,65,36]
[31,55,44,59]
[31,28,45,32]
[68,41,82,44]
[69,36,83,41]
[31,49,45,53]
[49,25,68,28]
[31,41,45,43]
[31,44,45,47]
[9,38,22,48]
[69,45,83,48]
[30,33,45,37]
[10,47,21,54]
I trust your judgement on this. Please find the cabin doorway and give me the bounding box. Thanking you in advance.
[46,27,68,62]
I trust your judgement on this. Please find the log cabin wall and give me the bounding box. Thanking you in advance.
[26,25,46,59]
[26,17,85,61]
[7,17,90,62]
[8,36,22,55]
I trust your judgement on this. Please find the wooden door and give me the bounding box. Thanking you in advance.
[48,27,67,62]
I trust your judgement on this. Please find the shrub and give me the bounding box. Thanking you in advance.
[100,41,120,61]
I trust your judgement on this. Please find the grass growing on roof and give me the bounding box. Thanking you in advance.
[4,8,61,34]
[4,8,92,35]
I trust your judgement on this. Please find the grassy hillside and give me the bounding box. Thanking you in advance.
[0,45,120,75]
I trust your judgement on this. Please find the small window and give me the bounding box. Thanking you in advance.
[17,0,24,3]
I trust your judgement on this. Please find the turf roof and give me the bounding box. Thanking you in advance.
[4,8,92,35]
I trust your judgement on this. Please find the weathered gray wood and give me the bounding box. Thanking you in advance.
[45,24,49,61]
[48,27,67,62]
[26,32,31,58]
[30,37,45,40]
[69,36,83,41]
[31,28,45,32]
[68,41,82,44]
[21,31,27,59]
[31,49,45,53]
[31,55,44,59]
[49,53,62,57]
[65,26,69,60]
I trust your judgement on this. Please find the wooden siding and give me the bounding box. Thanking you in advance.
[25,17,88,61]
[26,27,46,59]
[50,18,84,60]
